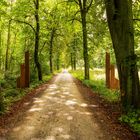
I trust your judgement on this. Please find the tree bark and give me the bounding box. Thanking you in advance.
[49,29,55,73]
[56,56,60,71]
[5,20,11,76]
[78,0,90,79]
[71,53,74,70]
[73,55,76,70]
[73,40,77,70]
[81,10,89,79]
[105,0,140,108]
[34,0,42,81]
[0,24,2,71]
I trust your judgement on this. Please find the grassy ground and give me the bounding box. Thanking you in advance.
[70,68,120,103]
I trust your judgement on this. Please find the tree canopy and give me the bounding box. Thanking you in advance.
[0,0,139,109]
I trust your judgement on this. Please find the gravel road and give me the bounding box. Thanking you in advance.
[1,72,135,140]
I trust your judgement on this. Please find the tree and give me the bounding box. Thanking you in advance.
[77,0,93,79]
[69,0,93,79]
[5,19,11,75]
[49,28,56,73]
[34,0,42,81]
[104,0,140,109]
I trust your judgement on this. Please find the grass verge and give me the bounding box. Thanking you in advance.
[70,69,120,103]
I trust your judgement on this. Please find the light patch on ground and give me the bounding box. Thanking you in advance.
[4,72,114,140]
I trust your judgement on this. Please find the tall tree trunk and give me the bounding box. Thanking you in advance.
[49,43,53,73]
[56,53,60,71]
[71,53,74,70]
[5,20,11,76]
[73,54,76,70]
[105,0,140,108]
[81,11,89,79]
[73,42,76,70]
[49,29,55,73]
[34,0,42,81]
[0,28,2,71]
[78,0,90,79]
[10,33,17,72]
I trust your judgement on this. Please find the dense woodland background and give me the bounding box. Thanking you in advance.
[0,0,140,135]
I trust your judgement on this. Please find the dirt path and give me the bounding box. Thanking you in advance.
[0,72,138,140]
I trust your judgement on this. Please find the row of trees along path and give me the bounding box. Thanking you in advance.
[0,1,139,139]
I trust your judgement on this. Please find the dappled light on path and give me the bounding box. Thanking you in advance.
[4,72,112,140]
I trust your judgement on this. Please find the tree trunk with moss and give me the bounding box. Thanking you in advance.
[105,0,140,108]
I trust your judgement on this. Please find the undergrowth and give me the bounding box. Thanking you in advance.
[0,74,53,115]
[119,109,140,135]
[82,79,120,102]
[70,69,120,102]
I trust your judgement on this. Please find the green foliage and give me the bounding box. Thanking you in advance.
[0,88,25,115]
[30,80,44,89]
[3,89,25,103]
[0,74,53,115]
[41,64,51,75]
[83,79,120,102]
[0,79,7,88]
[0,93,5,114]
[30,70,38,83]
[43,74,53,82]
[71,69,84,80]
[70,69,120,102]
[119,109,140,134]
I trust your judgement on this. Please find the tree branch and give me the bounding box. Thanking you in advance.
[69,10,80,23]
[133,18,140,21]
[33,0,37,7]
[87,0,93,12]
[68,17,81,23]
[78,0,82,10]
[39,40,47,55]
[73,0,79,5]
[12,19,36,33]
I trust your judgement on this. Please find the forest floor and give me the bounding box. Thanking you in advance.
[0,72,139,140]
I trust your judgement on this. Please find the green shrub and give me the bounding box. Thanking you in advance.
[30,70,38,82]
[0,79,7,87]
[42,64,50,75]
[0,93,5,114]
[43,74,53,82]
[82,79,120,102]
[3,89,20,98]
[0,79,13,89]
[2,89,26,105]
[119,109,140,134]
[30,80,43,89]
[0,76,16,89]
[0,73,54,115]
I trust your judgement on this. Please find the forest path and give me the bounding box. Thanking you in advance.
[1,71,137,140]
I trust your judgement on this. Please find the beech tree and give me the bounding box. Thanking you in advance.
[69,0,93,79]
[34,0,42,81]
[104,0,140,109]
